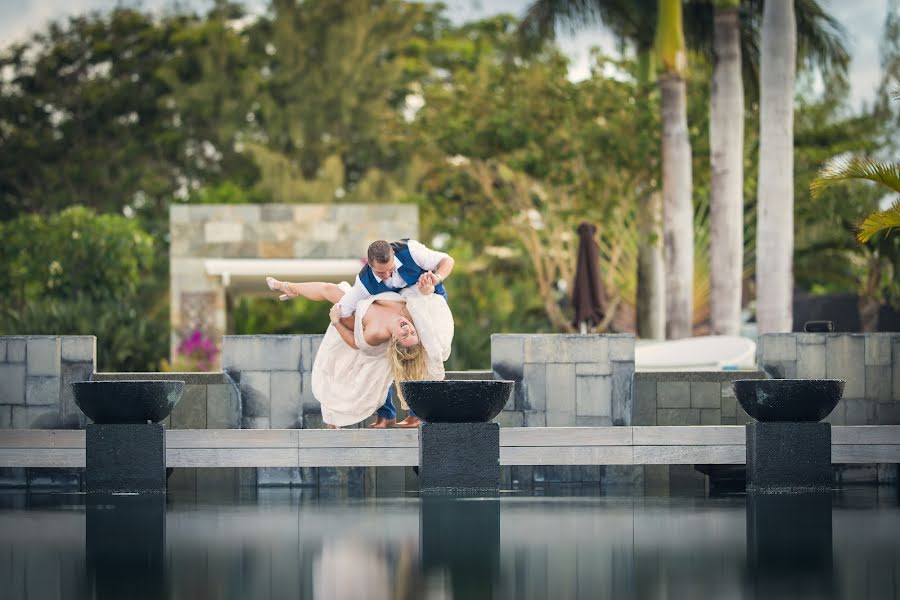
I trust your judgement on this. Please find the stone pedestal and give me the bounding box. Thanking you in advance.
[86,424,166,494]
[419,422,500,494]
[746,422,832,493]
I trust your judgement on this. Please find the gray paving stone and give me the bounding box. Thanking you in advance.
[170,384,207,429]
[608,335,635,361]
[242,416,270,429]
[611,360,634,426]
[721,381,736,397]
[0,364,26,405]
[721,394,737,418]
[845,399,876,425]
[690,381,720,409]
[795,333,827,346]
[736,402,753,425]
[797,341,827,379]
[826,335,865,399]
[545,363,575,425]
[865,335,892,366]
[495,410,524,427]
[632,379,657,426]
[575,362,611,376]
[270,372,303,429]
[576,416,613,426]
[876,403,900,424]
[523,411,546,427]
[657,382,690,408]
[576,375,611,417]
[865,366,892,403]
[521,363,546,411]
[58,361,93,428]
[700,409,722,425]
[0,405,11,428]
[721,417,737,425]
[61,336,96,362]
[25,376,60,406]
[824,402,846,426]
[758,334,797,361]
[240,371,271,419]
[656,408,700,425]
[12,405,59,429]
[298,373,319,413]
[0,340,5,361]
[893,338,900,401]
[6,339,25,363]
[207,383,241,429]
[491,335,525,380]
[26,338,60,376]
[759,360,797,379]
[223,335,302,372]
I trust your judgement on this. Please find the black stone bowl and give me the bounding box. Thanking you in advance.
[400,380,514,423]
[732,379,844,422]
[72,381,185,424]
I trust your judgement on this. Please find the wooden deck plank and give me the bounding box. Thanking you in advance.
[632,426,745,446]
[167,448,298,468]
[832,445,900,463]
[499,427,633,447]
[297,429,418,448]
[500,446,633,465]
[166,429,298,448]
[0,430,85,449]
[0,449,85,468]
[633,445,745,465]
[832,426,900,445]
[297,447,417,467]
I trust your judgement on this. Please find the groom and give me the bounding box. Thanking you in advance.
[339,239,455,428]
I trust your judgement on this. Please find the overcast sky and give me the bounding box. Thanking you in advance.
[0,0,892,110]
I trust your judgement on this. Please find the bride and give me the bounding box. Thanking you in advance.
[265,275,453,427]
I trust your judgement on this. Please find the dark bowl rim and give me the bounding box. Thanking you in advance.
[400,379,515,384]
[731,379,845,384]
[71,380,186,385]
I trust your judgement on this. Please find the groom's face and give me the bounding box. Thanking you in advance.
[371,257,394,280]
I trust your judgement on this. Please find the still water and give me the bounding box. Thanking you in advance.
[0,487,898,600]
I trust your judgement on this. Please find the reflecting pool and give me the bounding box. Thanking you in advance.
[0,486,898,599]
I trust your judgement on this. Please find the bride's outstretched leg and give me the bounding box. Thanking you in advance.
[266,278,343,303]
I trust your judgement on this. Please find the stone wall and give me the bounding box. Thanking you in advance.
[491,334,636,488]
[757,333,900,426]
[0,335,95,487]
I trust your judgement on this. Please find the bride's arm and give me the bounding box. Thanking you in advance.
[329,305,359,350]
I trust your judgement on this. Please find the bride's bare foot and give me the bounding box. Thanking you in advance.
[326,423,339,429]
[394,416,421,428]
[266,277,296,301]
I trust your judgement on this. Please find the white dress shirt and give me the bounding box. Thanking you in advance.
[338,239,449,317]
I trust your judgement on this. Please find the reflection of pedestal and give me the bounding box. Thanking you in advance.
[86,424,166,494]
[419,423,499,494]
[747,492,835,598]
[746,422,832,493]
[87,495,167,599]
[421,498,500,599]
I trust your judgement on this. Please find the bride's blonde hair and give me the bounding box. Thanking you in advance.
[387,339,429,408]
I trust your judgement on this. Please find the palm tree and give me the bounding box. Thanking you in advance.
[709,0,744,336]
[521,1,672,340]
[657,0,694,338]
[755,0,796,334]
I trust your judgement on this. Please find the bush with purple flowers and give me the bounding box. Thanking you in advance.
[161,329,219,372]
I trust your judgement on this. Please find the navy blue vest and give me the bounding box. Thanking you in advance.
[359,240,448,301]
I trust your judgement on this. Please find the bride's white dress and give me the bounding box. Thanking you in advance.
[311,285,454,427]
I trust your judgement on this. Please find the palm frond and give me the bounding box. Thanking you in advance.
[857,201,900,243]
[810,155,900,198]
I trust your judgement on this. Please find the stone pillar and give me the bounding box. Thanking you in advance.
[418,422,500,494]
[85,424,166,493]
[745,422,832,492]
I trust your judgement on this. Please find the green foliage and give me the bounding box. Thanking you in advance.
[0,207,167,370]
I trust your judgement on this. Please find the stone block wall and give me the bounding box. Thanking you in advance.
[491,334,636,487]
[0,335,96,487]
[757,333,900,426]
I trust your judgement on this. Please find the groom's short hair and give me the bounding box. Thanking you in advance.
[367,240,393,265]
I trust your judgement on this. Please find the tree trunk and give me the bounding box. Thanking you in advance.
[637,190,666,339]
[710,4,744,336]
[635,47,666,340]
[756,0,796,333]
[660,72,694,339]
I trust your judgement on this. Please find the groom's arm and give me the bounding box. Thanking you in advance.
[407,240,455,284]
[337,276,371,317]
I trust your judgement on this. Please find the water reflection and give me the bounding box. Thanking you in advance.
[0,487,897,600]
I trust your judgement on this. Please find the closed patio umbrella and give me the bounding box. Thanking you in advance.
[572,222,606,333]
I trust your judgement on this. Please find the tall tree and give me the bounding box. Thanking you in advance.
[709,0,744,335]
[657,0,694,338]
[756,0,797,333]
